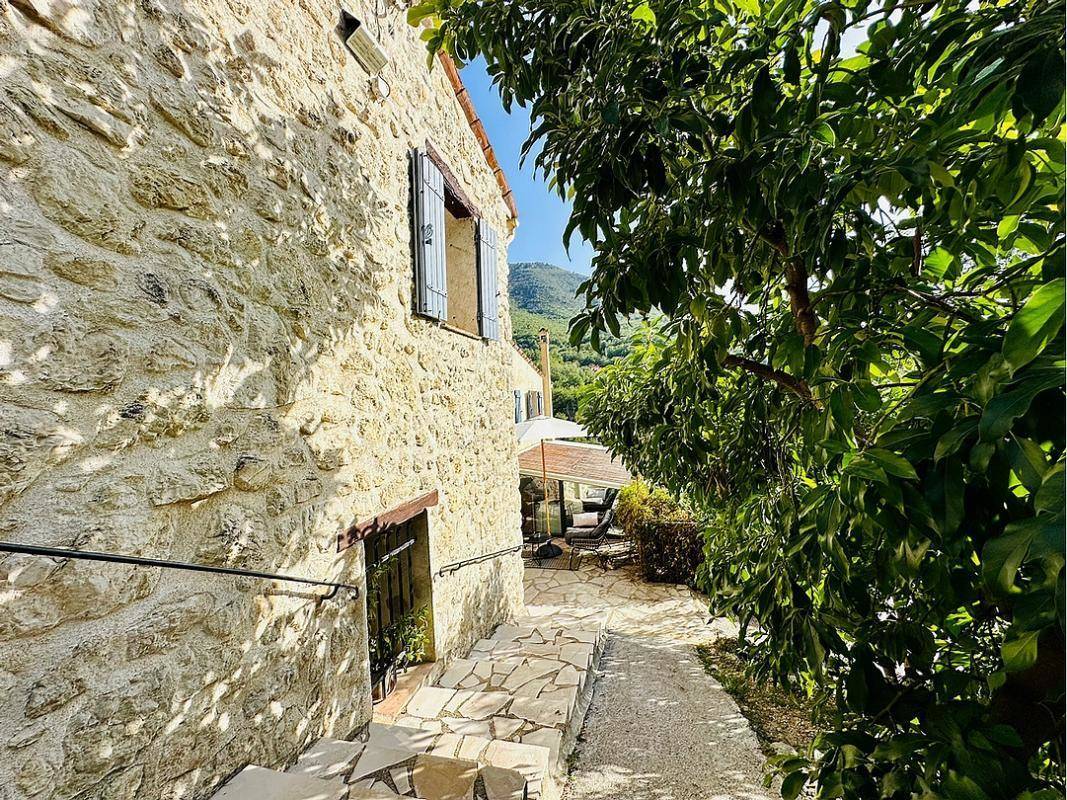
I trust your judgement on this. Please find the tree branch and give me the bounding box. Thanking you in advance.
[902,286,983,323]
[759,221,819,346]
[786,260,819,346]
[723,355,813,402]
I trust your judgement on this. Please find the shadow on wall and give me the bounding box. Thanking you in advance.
[0,0,518,798]
[432,551,526,663]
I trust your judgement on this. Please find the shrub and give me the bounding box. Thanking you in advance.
[616,480,704,587]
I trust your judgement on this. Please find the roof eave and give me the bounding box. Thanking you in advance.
[437,52,518,222]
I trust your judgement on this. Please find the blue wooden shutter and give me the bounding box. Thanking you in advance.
[411,150,447,321]
[476,219,500,340]
[526,390,541,419]
[513,390,523,423]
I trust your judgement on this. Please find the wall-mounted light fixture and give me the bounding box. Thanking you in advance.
[340,9,389,76]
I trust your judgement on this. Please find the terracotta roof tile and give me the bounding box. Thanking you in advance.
[437,52,518,220]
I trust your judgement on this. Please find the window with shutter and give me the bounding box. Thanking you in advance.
[411,149,448,322]
[513,390,523,423]
[411,146,499,340]
[526,390,542,419]
[476,220,500,341]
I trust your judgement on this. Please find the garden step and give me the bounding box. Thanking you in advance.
[208,765,347,800]
[436,655,587,718]
[289,733,531,800]
[395,687,570,783]
[290,737,365,783]
[509,609,609,629]
[490,621,603,649]
[289,734,528,800]
[364,723,549,799]
[467,638,598,674]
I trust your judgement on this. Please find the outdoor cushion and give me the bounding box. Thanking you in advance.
[572,512,599,527]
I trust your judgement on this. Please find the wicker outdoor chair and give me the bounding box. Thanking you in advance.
[567,509,621,568]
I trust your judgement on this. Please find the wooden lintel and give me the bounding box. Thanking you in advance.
[425,140,481,220]
[337,490,439,552]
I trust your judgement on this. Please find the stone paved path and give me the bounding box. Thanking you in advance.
[525,564,774,800]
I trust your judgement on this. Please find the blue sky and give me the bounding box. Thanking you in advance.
[461,58,595,274]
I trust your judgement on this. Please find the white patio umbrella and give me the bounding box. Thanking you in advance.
[516,415,588,544]
[516,415,587,447]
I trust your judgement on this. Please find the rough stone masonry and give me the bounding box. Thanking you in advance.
[0,0,525,797]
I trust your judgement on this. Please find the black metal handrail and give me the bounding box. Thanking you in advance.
[437,544,522,576]
[0,541,360,600]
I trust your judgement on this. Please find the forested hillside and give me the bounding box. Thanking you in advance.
[508,262,633,419]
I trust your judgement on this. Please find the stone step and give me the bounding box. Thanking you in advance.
[366,723,552,800]
[492,615,607,649]
[436,655,586,720]
[367,721,554,798]
[290,733,532,800]
[209,765,347,800]
[395,686,570,779]
[506,610,609,636]
[467,638,598,674]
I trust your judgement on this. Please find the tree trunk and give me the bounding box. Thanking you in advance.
[785,261,818,347]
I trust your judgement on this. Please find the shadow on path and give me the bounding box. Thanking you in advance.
[524,565,775,800]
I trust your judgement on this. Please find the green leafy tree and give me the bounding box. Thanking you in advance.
[411,0,1066,796]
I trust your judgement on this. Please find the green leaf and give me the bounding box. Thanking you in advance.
[781,770,807,800]
[997,215,1020,241]
[935,420,978,461]
[928,161,955,188]
[1011,437,1048,491]
[982,527,1034,595]
[406,2,439,26]
[1031,137,1066,165]
[872,735,927,760]
[852,380,882,412]
[942,772,991,800]
[631,3,657,26]
[902,324,943,366]
[783,44,800,85]
[844,458,888,484]
[829,387,854,436]
[1001,629,1040,672]
[979,371,1064,442]
[734,0,761,16]
[1015,48,1066,126]
[1002,279,1065,373]
[923,247,956,280]
[866,448,919,480]
[1035,463,1065,514]
[752,67,780,121]
[813,121,836,145]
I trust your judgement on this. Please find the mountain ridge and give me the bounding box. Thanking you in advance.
[507,261,632,420]
[507,261,587,319]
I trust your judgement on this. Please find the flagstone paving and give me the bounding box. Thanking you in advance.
[526,564,775,800]
[208,560,769,800]
[393,614,608,791]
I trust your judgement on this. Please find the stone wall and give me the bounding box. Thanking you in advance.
[0,1,525,798]
[511,345,544,396]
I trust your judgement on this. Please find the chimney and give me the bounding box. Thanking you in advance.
[538,327,553,418]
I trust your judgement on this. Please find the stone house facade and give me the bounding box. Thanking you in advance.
[0,1,524,798]
[510,343,544,423]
